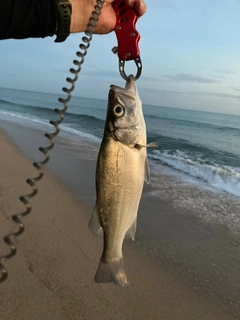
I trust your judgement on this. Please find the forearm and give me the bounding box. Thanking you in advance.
[0,0,99,40]
[0,0,146,40]
[0,0,57,40]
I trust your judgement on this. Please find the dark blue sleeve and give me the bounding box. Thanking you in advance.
[0,0,57,40]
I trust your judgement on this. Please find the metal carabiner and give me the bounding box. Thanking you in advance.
[112,0,142,81]
[112,46,142,81]
[119,54,142,81]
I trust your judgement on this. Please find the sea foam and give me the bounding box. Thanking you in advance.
[151,150,240,197]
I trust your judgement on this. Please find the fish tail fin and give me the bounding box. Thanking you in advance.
[94,257,128,287]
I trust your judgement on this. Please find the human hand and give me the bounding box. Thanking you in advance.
[69,0,146,34]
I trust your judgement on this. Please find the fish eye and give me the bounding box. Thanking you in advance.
[113,105,124,117]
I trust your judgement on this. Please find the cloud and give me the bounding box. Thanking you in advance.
[204,92,240,100]
[141,72,217,84]
[210,68,236,81]
[138,86,183,96]
[138,85,240,102]
[163,73,217,84]
[230,86,240,92]
[212,68,235,75]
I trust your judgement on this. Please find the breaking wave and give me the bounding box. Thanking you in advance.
[150,150,240,196]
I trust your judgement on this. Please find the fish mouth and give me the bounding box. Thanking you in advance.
[110,75,138,104]
[125,75,137,91]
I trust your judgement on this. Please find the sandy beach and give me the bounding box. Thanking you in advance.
[0,122,239,320]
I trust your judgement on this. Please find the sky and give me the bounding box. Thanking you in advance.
[0,0,240,115]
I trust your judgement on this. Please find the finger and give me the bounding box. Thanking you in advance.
[125,0,147,17]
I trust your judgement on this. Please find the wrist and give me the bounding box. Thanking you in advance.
[55,0,72,42]
[69,0,92,33]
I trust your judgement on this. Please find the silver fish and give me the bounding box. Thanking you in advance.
[89,75,150,286]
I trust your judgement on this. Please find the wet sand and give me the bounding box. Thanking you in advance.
[0,123,239,320]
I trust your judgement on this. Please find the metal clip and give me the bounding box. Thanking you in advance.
[112,0,142,80]
[112,47,142,81]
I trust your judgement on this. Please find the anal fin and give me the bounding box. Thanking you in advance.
[88,204,103,237]
[125,218,137,240]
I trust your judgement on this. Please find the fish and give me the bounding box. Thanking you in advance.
[88,75,150,286]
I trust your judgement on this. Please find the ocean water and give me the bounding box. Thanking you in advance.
[1,87,240,315]
[1,87,240,200]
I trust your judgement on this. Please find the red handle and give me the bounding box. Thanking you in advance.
[112,0,140,61]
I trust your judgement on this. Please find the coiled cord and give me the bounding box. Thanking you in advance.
[0,0,105,283]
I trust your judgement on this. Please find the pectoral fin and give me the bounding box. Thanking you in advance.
[146,142,158,148]
[145,156,150,184]
[88,204,103,237]
[134,142,158,150]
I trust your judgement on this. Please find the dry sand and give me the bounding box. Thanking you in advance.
[0,128,237,320]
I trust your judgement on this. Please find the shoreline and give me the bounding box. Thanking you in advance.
[0,121,239,319]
